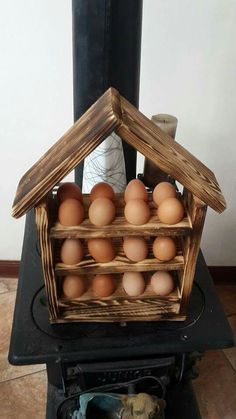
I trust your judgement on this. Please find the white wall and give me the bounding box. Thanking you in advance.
[139,0,236,265]
[0,1,73,260]
[0,0,235,265]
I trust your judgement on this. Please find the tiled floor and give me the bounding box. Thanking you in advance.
[0,278,46,418]
[0,278,235,419]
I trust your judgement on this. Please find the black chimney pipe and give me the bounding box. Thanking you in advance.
[72,0,143,187]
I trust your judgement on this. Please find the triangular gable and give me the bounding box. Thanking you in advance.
[12,87,226,218]
[117,96,226,213]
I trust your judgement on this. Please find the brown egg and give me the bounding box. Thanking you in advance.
[123,237,148,262]
[157,197,184,225]
[124,179,148,203]
[88,238,115,262]
[153,237,177,261]
[58,198,85,226]
[62,275,86,298]
[92,274,116,297]
[90,182,115,202]
[122,272,145,296]
[124,199,150,225]
[60,239,84,265]
[150,271,175,296]
[57,182,83,203]
[153,182,176,206]
[89,198,116,226]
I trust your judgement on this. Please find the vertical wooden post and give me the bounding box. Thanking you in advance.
[35,201,59,321]
[180,189,207,314]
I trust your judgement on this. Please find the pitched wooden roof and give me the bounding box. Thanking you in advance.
[12,87,226,218]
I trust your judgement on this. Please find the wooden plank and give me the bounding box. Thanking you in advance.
[12,87,225,219]
[12,88,122,219]
[50,216,191,239]
[56,298,182,322]
[180,189,207,314]
[55,243,184,275]
[53,311,186,322]
[35,202,59,321]
[117,96,226,213]
[50,191,191,238]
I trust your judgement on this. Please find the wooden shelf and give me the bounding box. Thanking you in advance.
[59,274,180,302]
[57,276,181,322]
[50,215,191,239]
[58,300,182,322]
[50,193,192,239]
[55,254,184,276]
[55,238,184,275]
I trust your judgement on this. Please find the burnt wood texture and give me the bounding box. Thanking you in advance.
[35,201,59,321]
[12,88,225,218]
[13,87,226,323]
[49,193,191,240]
[34,188,204,323]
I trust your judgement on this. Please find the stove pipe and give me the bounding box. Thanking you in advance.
[72,0,143,187]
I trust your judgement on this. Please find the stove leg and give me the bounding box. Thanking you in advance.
[165,381,202,419]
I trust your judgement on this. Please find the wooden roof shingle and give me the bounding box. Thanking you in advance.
[12,87,226,218]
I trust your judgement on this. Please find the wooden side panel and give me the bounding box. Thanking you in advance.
[180,189,207,314]
[117,97,226,213]
[35,201,59,321]
[12,88,122,218]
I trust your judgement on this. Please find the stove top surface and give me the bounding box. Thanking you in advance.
[9,211,234,365]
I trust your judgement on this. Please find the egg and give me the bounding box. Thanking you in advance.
[124,179,148,202]
[57,182,83,203]
[88,238,115,262]
[153,237,177,261]
[122,272,145,296]
[150,271,175,296]
[123,237,148,262]
[153,182,176,206]
[58,198,85,226]
[92,274,116,297]
[60,239,84,265]
[90,182,115,202]
[157,197,184,225]
[89,198,116,226]
[124,199,150,225]
[62,275,86,298]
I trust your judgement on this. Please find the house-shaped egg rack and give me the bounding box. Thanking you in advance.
[12,88,226,323]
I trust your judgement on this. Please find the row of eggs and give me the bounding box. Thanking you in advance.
[62,271,176,299]
[57,180,185,227]
[60,236,177,265]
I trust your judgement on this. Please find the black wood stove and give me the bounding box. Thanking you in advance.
[9,2,234,418]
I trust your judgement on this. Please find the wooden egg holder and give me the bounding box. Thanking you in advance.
[35,186,207,323]
[12,88,225,323]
